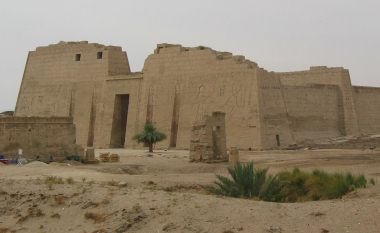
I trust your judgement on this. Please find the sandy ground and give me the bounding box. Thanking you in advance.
[0,149,379,233]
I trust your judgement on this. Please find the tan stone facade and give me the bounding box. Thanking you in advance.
[12,42,380,150]
[0,117,79,160]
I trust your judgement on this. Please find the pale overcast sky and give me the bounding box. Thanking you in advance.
[0,0,379,112]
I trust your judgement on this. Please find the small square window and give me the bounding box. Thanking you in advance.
[75,54,81,61]
[97,52,103,59]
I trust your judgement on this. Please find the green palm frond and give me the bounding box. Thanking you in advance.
[206,162,271,199]
[133,123,167,145]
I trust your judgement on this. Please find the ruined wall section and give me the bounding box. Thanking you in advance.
[353,86,380,134]
[276,67,359,136]
[139,44,262,149]
[189,112,227,162]
[257,70,295,148]
[283,85,343,142]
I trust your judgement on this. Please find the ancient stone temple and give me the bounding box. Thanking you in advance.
[7,41,380,150]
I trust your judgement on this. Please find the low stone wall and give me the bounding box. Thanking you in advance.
[0,117,81,161]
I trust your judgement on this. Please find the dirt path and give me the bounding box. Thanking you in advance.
[0,149,379,233]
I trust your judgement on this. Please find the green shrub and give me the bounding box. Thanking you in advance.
[205,162,273,198]
[133,123,167,152]
[258,174,283,202]
[206,162,368,202]
[277,168,309,202]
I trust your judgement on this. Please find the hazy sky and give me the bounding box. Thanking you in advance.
[1,0,379,112]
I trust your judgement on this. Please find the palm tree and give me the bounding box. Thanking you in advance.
[133,123,167,152]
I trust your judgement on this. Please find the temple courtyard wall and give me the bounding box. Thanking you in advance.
[353,86,380,135]
[2,41,379,153]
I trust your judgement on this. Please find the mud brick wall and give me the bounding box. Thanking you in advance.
[0,117,76,160]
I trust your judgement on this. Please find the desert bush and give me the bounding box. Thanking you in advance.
[258,174,283,202]
[44,176,64,185]
[277,168,308,202]
[206,162,368,202]
[277,169,367,201]
[205,162,279,199]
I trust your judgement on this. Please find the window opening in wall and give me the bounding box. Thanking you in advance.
[276,134,281,147]
[97,52,103,59]
[75,54,81,61]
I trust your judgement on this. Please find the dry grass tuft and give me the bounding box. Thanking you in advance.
[132,203,142,213]
[45,176,64,190]
[146,181,156,185]
[54,195,67,205]
[101,199,111,205]
[50,213,61,219]
[84,212,106,223]
[164,184,201,192]
[106,180,118,186]
[47,183,54,190]
[44,176,64,185]
[34,178,43,185]
[310,211,325,217]
[17,207,45,223]
[82,201,99,209]
[66,177,74,184]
